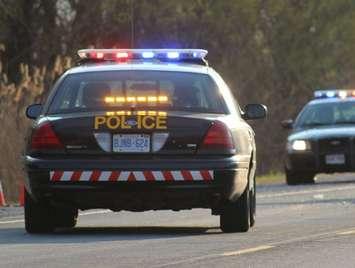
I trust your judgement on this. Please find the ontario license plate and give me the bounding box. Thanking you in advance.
[325,154,345,165]
[113,134,150,153]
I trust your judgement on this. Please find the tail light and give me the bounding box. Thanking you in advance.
[200,121,235,151]
[31,122,63,150]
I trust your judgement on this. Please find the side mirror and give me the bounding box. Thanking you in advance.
[243,104,267,120]
[26,104,42,119]
[281,119,293,129]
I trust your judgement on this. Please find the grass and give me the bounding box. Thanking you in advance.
[256,172,285,185]
[0,52,71,203]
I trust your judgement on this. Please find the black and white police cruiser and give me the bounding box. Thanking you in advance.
[282,89,355,185]
[24,49,267,233]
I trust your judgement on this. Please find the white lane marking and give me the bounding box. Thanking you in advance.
[0,209,111,225]
[221,245,274,256]
[0,219,24,225]
[313,194,324,200]
[156,226,355,267]
[156,245,274,267]
[337,229,355,235]
[258,185,355,199]
[78,209,111,216]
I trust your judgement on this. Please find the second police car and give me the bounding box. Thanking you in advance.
[282,90,355,185]
[24,49,267,233]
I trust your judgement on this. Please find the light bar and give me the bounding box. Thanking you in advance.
[77,49,208,62]
[104,95,169,104]
[314,90,355,99]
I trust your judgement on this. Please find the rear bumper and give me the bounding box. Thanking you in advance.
[24,155,250,212]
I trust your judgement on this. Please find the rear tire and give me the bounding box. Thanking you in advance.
[54,207,78,228]
[220,185,250,233]
[25,190,78,233]
[250,174,256,227]
[25,190,54,234]
[285,169,315,185]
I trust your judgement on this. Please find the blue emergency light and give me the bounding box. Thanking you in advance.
[77,49,208,64]
[314,89,355,99]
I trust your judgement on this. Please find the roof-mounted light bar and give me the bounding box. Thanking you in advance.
[314,89,355,99]
[77,49,208,65]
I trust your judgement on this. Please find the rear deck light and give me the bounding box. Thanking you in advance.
[200,121,235,150]
[104,95,169,103]
[31,122,63,150]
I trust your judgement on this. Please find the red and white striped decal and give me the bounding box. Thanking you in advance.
[50,170,213,182]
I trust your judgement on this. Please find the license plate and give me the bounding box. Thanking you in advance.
[113,134,150,153]
[325,154,345,165]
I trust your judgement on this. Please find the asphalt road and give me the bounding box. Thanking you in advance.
[1,174,355,268]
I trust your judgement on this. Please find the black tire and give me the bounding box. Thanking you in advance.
[25,189,78,233]
[54,207,78,228]
[250,174,256,227]
[220,185,250,233]
[25,190,54,234]
[285,169,315,185]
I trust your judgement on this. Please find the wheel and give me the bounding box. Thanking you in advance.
[249,174,256,227]
[25,189,78,233]
[25,189,54,234]
[53,207,78,228]
[285,169,315,185]
[220,185,250,233]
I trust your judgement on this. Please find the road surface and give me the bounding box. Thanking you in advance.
[1,174,355,267]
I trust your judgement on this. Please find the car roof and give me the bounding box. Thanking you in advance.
[308,97,355,105]
[66,62,212,75]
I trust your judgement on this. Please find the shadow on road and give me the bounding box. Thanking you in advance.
[0,226,221,245]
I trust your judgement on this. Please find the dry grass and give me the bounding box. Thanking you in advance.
[256,172,285,185]
[0,52,72,203]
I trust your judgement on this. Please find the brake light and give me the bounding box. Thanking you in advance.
[31,122,63,150]
[200,121,235,150]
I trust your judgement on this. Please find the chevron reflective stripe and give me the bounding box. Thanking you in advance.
[50,170,213,182]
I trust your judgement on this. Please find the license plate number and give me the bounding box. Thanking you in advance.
[113,134,150,153]
[325,154,345,165]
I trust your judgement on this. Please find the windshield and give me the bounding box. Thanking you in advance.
[295,101,355,128]
[48,71,226,114]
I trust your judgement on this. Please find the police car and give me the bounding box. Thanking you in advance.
[282,90,355,185]
[24,49,267,233]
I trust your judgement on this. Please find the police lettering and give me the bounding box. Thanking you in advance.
[94,115,167,130]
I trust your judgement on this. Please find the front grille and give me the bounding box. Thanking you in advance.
[318,138,350,154]
[318,137,351,170]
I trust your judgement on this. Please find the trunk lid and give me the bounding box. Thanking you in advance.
[46,111,222,156]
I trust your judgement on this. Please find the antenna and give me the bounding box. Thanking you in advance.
[130,0,135,48]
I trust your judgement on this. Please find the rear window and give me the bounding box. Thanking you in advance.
[48,71,226,114]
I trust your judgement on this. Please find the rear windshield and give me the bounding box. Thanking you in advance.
[48,71,226,114]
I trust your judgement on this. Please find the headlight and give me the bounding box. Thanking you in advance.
[288,140,311,151]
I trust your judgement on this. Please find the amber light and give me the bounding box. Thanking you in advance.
[104,96,169,103]
[105,111,167,116]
